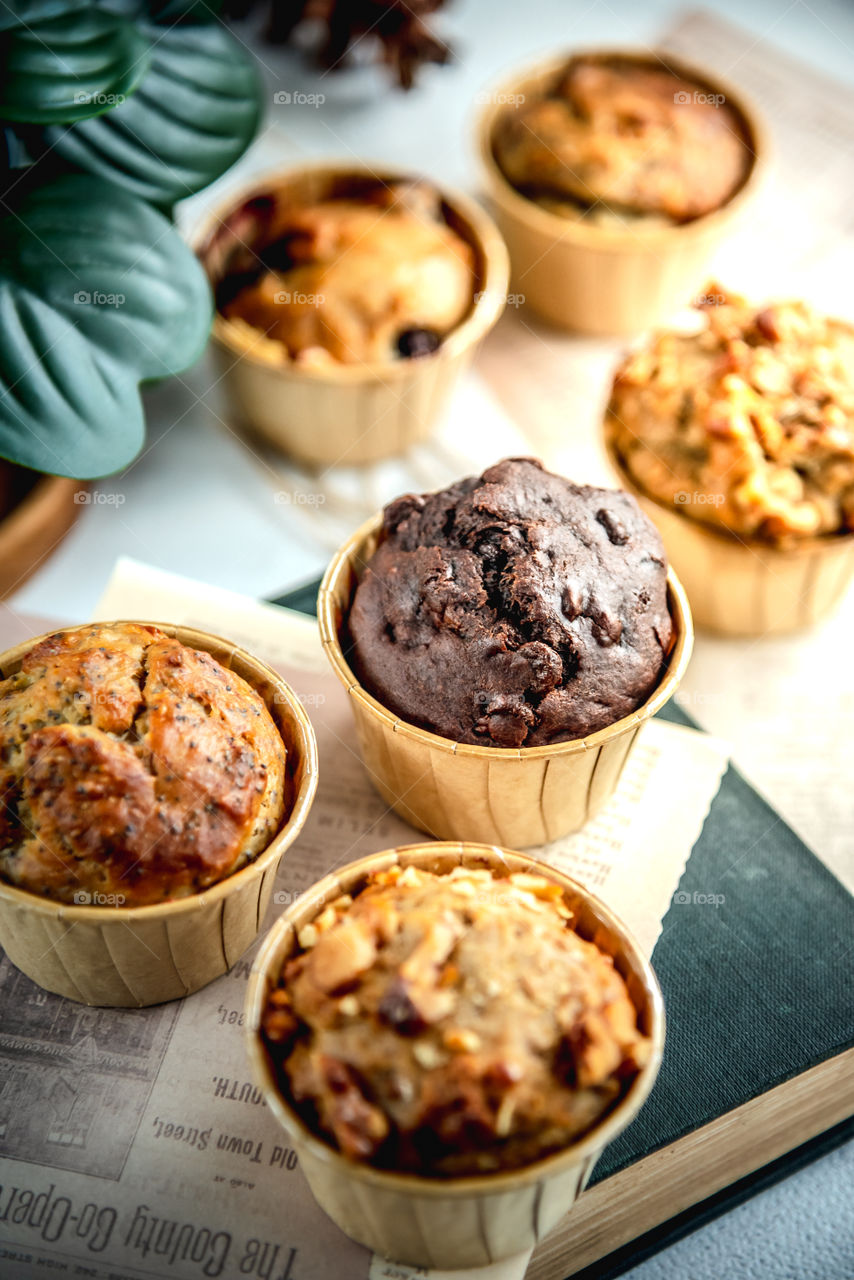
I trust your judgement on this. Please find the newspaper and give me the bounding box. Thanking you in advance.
[0,557,728,1280]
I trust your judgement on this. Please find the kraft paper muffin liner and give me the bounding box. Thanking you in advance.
[476,50,765,336]
[245,841,664,1270]
[318,513,693,848]
[0,623,319,1007]
[194,163,510,468]
[604,423,854,636]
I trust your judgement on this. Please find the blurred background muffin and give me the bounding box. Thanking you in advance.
[347,457,674,746]
[0,622,286,907]
[261,860,651,1176]
[493,54,752,227]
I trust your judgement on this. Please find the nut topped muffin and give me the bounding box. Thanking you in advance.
[347,458,673,748]
[213,179,475,366]
[607,289,854,544]
[493,54,752,225]
[261,861,651,1176]
[0,623,287,907]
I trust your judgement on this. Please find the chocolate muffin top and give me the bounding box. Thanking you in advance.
[216,180,474,366]
[608,289,854,543]
[0,623,287,907]
[261,862,651,1176]
[347,459,673,747]
[493,55,751,224]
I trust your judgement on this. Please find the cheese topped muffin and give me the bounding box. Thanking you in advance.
[261,862,651,1176]
[0,623,287,907]
[493,54,752,225]
[607,289,854,543]
[347,459,673,748]
[215,180,475,366]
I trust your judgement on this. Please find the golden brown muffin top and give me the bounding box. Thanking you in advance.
[0,623,287,907]
[218,181,475,366]
[493,55,751,223]
[261,863,650,1176]
[608,288,854,543]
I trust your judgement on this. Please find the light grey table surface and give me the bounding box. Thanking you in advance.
[9,0,854,1276]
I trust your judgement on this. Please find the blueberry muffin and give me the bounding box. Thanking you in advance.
[261,862,651,1175]
[347,458,673,747]
[607,289,854,543]
[493,54,752,225]
[0,623,287,907]
[214,180,475,366]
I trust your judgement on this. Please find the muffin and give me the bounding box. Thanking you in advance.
[477,51,763,334]
[261,861,651,1176]
[608,289,854,545]
[195,165,509,465]
[318,462,692,846]
[0,623,318,1006]
[217,180,475,366]
[246,843,664,1268]
[348,458,673,747]
[493,54,751,226]
[0,623,286,908]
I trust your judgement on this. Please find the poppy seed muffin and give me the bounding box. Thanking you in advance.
[0,623,287,907]
[346,459,673,748]
[217,180,475,366]
[261,862,651,1176]
[493,54,751,225]
[607,289,854,544]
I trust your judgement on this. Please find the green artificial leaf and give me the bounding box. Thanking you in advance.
[0,2,151,124]
[44,21,261,206]
[0,173,213,478]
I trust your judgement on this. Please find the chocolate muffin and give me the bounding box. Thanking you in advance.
[0,623,287,907]
[215,180,475,366]
[493,54,751,225]
[607,289,854,543]
[261,862,651,1176]
[347,459,672,748]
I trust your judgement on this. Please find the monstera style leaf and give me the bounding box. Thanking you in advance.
[44,20,261,207]
[0,1,150,124]
[0,173,213,478]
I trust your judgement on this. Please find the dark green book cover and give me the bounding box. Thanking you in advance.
[274,581,854,1277]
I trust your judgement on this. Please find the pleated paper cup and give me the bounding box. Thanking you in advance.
[0,623,319,1007]
[245,841,664,1270]
[603,423,854,636]
[476,51,764,336]
[318,514,692,847]
[194,163,509,467]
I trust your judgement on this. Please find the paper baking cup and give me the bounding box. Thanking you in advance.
[194,163,509,467]
[318,514,692,847]
[477,51,765,336]
[0,624,318,1007]
[245,842,664,1270]
[603,425,854,636]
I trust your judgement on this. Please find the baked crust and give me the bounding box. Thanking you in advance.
[219,181,474,365]
[493,55,750,223]
[261,863,650,1176]
[0,624,287,906]
[608,289,854,543]
[347,459,672,747]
